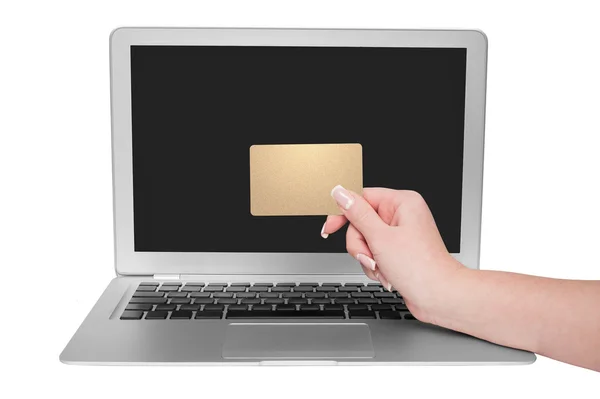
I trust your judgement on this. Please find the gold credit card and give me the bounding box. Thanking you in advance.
[250,143,363,216]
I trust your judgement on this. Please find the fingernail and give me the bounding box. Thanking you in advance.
[375,271,393,292]
[356,253,376,271]
[331,185,354,210]
[320,222,329,239]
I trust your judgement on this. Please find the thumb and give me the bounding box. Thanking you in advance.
[330,185,387,240]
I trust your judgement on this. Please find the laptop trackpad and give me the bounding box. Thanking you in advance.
[222,323,374,359]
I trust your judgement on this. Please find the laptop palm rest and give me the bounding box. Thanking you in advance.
[222,323,375,359]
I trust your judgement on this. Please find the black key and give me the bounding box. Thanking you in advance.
[271,286,291,292]
[190,292,211,298]
[126,304,153,311]
[361,286,382,292]
[300,305,320,311]
[288,298,308,304]
[139,282,159,286]
[169,298,191,304]
[195,311,222,319]
[161,282,182,286]
[230,283,251,287]
[329,292,349,298]
[275,283,296,287]
[252,283,273,287]
[394,304,409,311]
[180,286,203,292]
[203,304,225,311]
[207,283,227,287]
[379,311,402,320]
[193,298,213,304]
[213,292,234,298]
[133,291,165,298]
[334,298,355,304]
[145,311,168,320]
[367,283,382,287]
[293,286,313,292]
[264,298,284,304]
[358,298,379,304]
[120,311,143,320]
[228,305,249,311]
[299,282,319,286]
[339,287,359,292]
[299,310,345,318]
[347,304,369,311]
[226,286,246,292]
[382,298,403,304]
[374,292,395,298]
[216,298,237,304]
[282,292,302,298]
[322,283,341,287]
[351,292,372,298]
[166,292,188,298]
[252,305,272,311]
[184,282,205,286]
[404,313,416,320]
[344,283,365,287]
[204,286,224,292]
[305,292,326,298]
[236,292,257,298]
[155,304,177,311]
[371,304,393,311]
[349,310,376,319]
[276,305,296,311]
[324,304,343,311]
[241,298,260,305]
[170,310,193,319]
[248,286,268,292]
[130,298,167,304]
[258,292,279,298]
[227,310,345,319]
[316,286,336,292]
[311,298,331,304]
[180,304,200,311]
[135,286,158,291]
[158,286,180,292]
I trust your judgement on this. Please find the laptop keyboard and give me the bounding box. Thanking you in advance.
[121,282,416,321]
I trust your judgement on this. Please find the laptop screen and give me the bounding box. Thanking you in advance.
[130,45,467,253]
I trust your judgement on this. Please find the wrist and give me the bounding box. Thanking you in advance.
[410,257,472,325]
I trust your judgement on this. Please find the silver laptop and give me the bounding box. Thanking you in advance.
[60,27,535,365]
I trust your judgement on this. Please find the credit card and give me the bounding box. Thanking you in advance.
[249,143,363,216]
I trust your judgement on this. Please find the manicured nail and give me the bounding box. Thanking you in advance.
[375,271,393,292]
[356,253,376,271]
[331,185,354,210]
[320,222,329,239]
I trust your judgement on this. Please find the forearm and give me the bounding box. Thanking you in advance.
[426,268,600,371]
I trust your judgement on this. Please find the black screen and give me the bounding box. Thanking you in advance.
[131,45,466,253]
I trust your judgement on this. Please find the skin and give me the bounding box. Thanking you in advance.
[324,186,600,372]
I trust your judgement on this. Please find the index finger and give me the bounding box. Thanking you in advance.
[322,215,347,237]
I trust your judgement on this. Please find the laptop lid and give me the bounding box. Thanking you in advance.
[110,28,487,276]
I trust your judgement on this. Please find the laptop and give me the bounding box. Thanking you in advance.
[60,27,535,365]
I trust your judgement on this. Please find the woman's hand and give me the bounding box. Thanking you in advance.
[323,185,600,371]
[323,185,465,322]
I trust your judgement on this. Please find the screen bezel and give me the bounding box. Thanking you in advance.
[110,28,487,276]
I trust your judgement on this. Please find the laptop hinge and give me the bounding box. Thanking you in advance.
[153,274,181,280]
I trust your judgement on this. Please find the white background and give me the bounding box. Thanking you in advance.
[1,0,599,397]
